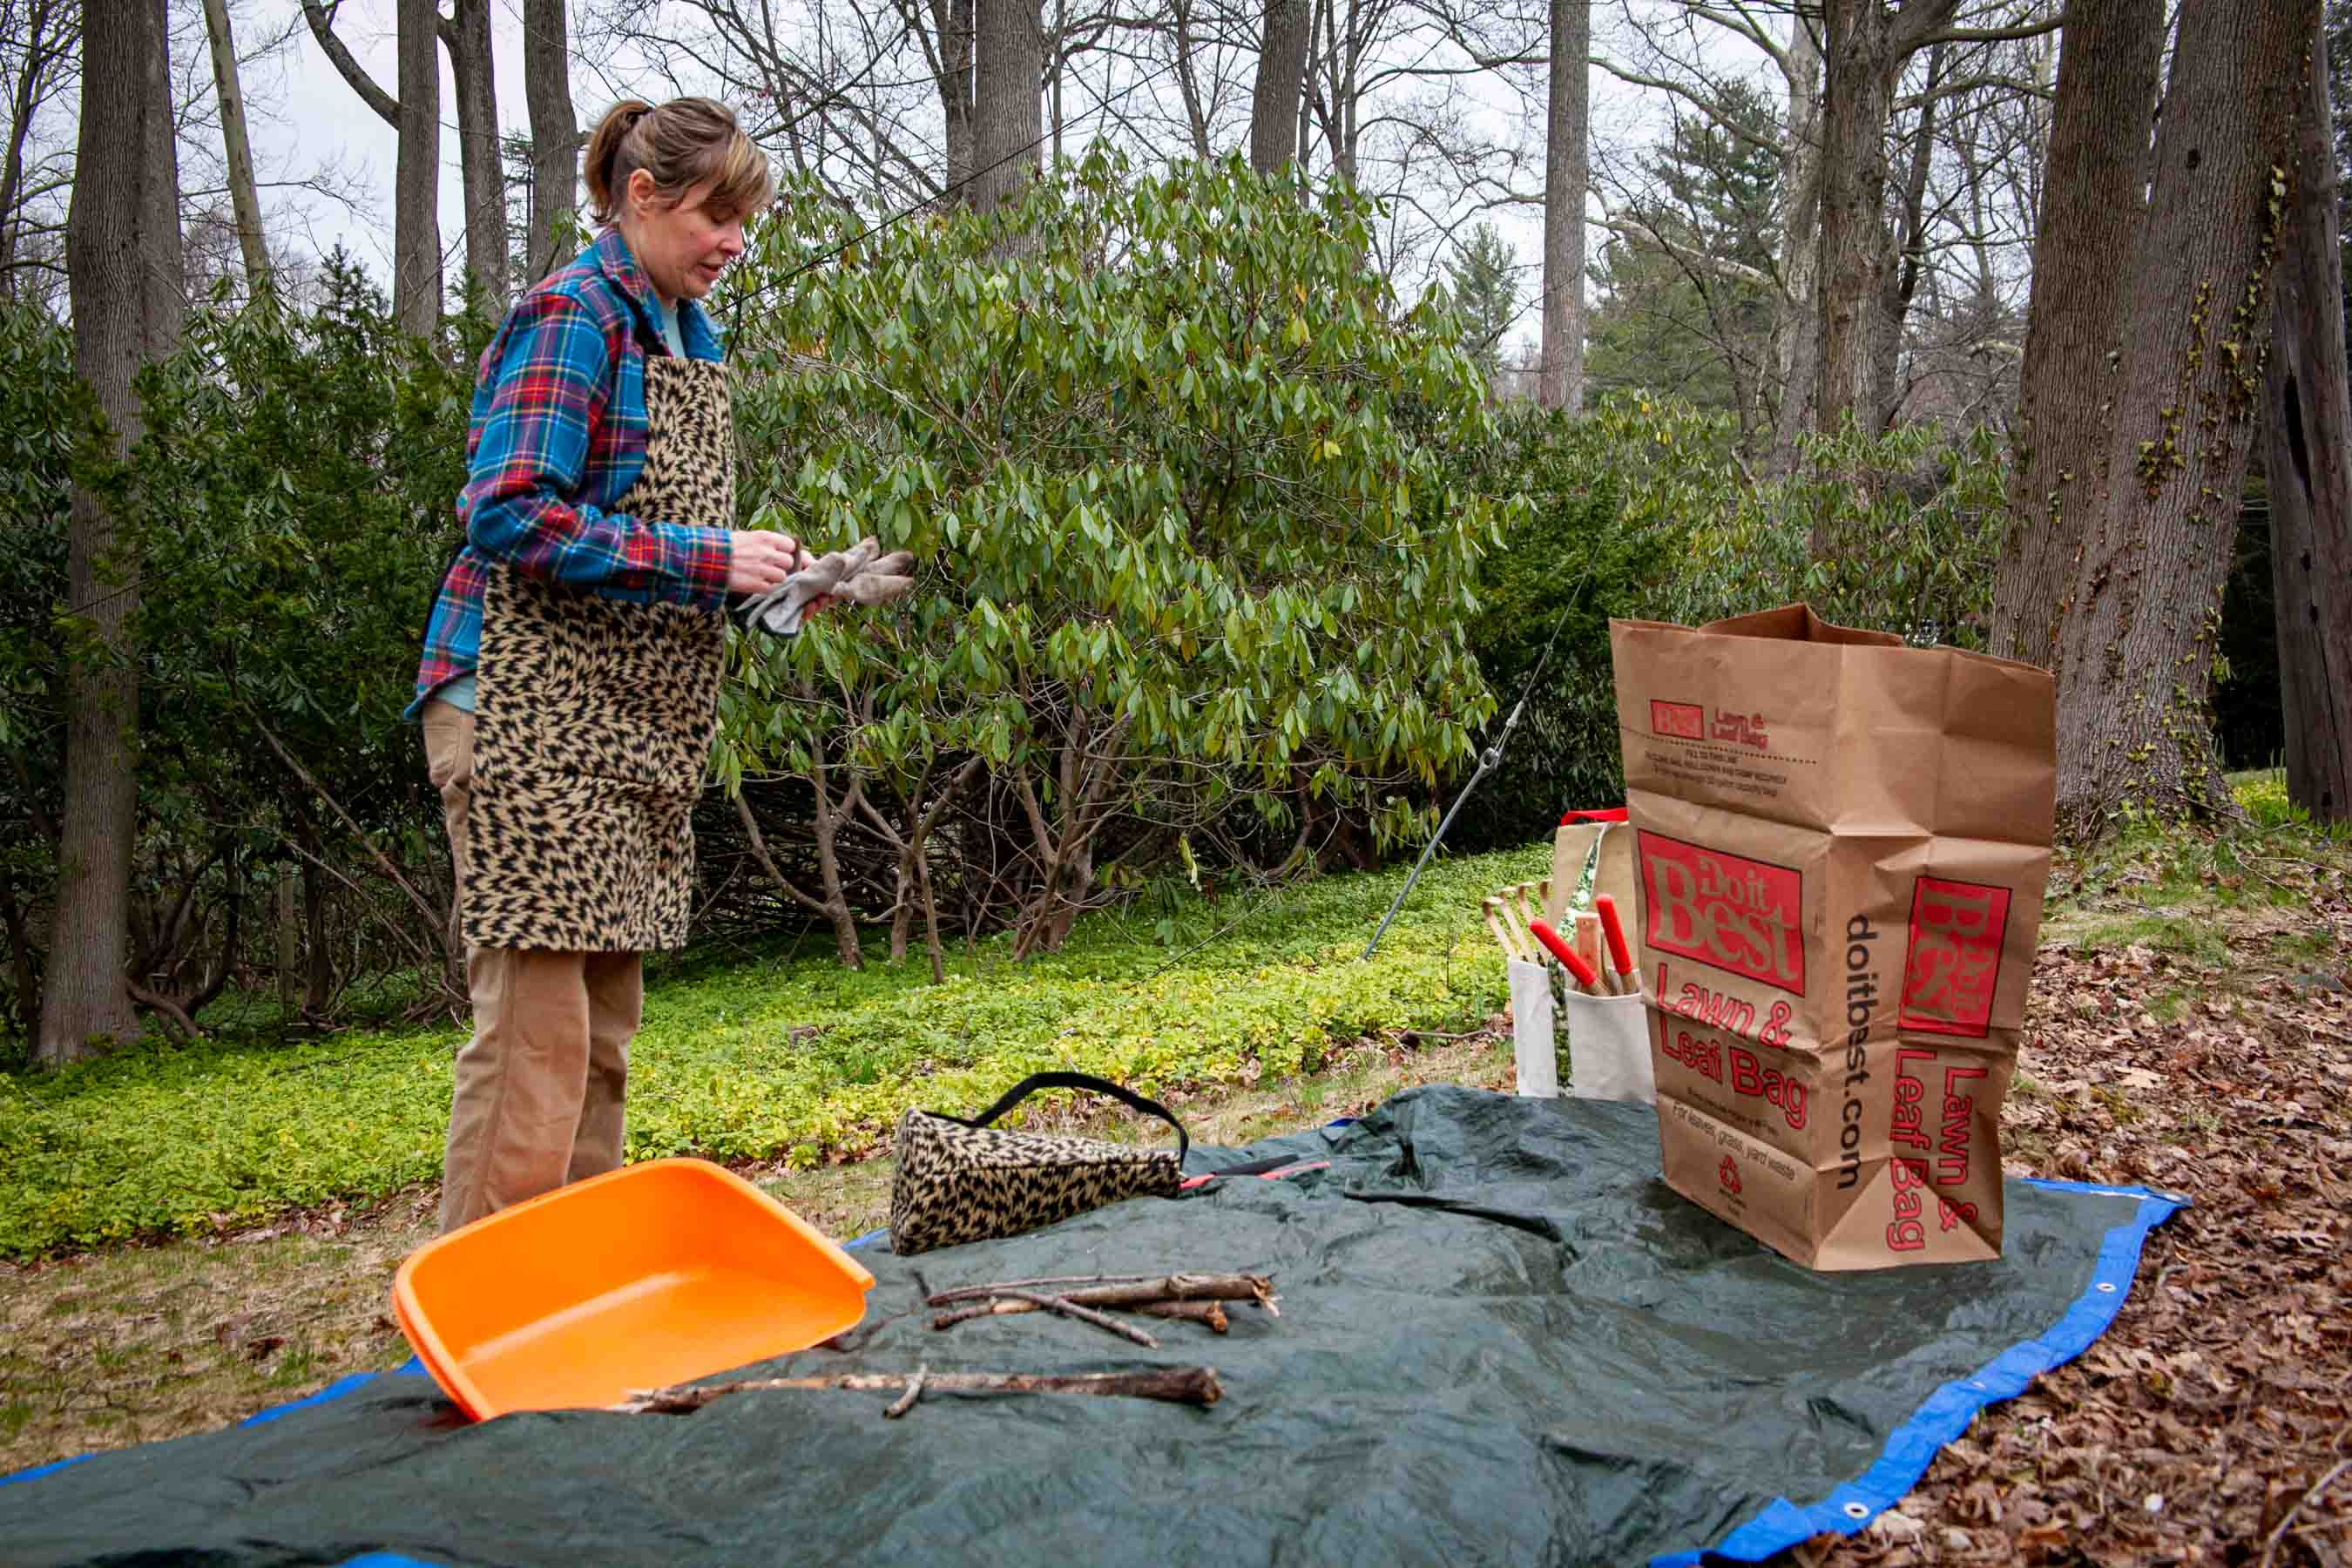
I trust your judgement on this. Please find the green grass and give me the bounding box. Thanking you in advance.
[2067,912,2234,969]
[2232,765,2352,839]
[0,842,1547,1259]
[2042,770,2345,927]
[2270,928,2338,967]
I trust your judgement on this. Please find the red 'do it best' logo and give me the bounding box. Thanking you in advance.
[1899,876,2011,1038]
[1637,831,1805,993]
[1718,1156,1742,1194]
[1652,700,1706,740]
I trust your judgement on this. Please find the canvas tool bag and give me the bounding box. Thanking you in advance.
[889,1072,1190,1255]
[1610,605,2056,1271]
[1561,989,1653,1105]
[1543,812,1653,1105]
[1508,957,1559,1098]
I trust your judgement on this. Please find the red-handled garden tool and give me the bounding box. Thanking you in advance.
[1593,894,1639,997]
[1527,919,1601,994]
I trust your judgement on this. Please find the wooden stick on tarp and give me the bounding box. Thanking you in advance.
[928,1272,1278,1315]
[612,1366,1225,1416]
[930,1294,1233,1335]
[983,1288,1160,1347]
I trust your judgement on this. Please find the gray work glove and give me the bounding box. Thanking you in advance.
[738,536,916,637]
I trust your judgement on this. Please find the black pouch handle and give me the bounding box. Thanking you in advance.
[946,1071,1190,1165]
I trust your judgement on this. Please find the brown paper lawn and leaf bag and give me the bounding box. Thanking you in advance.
[1608,605,2056,1270]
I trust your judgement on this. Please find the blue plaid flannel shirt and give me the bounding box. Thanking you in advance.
[407,227,733,720]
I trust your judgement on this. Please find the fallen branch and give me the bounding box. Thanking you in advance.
[989,1288,1159,1348]
[612,1366,1223,1416]
[885,1364,927,1419]
[930,1295,1230,1335]
[929,1298,1037,1329]
[1132,1300,1229,1333]
[938,1273,1155,1293]
[930,1272,1277,1316]
[2258,1456,2349,1568]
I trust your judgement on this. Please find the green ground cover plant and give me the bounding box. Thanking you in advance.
[0,842,1547,1258]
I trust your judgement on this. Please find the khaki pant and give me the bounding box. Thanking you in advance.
[423,702,640,1234]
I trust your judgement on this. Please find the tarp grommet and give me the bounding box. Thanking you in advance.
[1842,1502,1871,1520]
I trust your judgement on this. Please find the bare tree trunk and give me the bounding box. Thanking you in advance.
[1252,0,1311,173]
[1334,19,1358,187]
[1538,0,1587,412]
[1310,0,1359,188]
[0,54,31,292]
[3,866,40,1041]
[1812,0,1954,450]
[1007,713,1125,958]
[889,847,916,962]
[916,838,949,983]
[1172,0,1214,158]
[1768,4,1823,467]
[1868,42,1943,435]
[2266,8,2352,824]
[733,780,864,970]
[275,864,298,1013]
[934,0,977,198]
[1989,0,2164,671]
[199,0,267,287]
[1297,0,1316,172]
[0,0,74,301]
[524,0,577,280]
[444,0,508,306]
[809,769,865,968]
[395,0,442,334]
[301,855,334,1013]
[970,0,1040,213]
[861,757,980,981]
[1049,0,1064,163]
[2050,0,2308,840]
[41,0,184,1067]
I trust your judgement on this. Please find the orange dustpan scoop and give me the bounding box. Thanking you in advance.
[392,1159,875,1421]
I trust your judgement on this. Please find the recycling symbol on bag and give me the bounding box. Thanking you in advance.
[1718,1155,1742,1195]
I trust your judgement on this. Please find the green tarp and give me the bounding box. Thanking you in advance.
[0,1086,2180,1566]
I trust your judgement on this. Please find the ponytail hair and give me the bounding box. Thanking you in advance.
[583,97,773,226]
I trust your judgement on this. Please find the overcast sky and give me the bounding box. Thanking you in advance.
[247,0,537,279]
[230,0,1666,350]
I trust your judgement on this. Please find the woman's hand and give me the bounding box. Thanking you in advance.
[726,530,812,596]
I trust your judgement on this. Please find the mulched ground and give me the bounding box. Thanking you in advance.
[1814,844,2352,1566]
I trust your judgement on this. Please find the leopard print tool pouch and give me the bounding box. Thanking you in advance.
[888,1072,1190,1255]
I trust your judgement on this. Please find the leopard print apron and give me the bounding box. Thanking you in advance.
[461,355,735,951]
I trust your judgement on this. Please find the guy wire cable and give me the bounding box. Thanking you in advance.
[1360,562,1596,962]
[1125,558,1598,988]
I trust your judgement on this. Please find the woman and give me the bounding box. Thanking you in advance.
[409,98,804,1233]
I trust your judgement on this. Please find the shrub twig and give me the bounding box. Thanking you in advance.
[612,1366,1223,1416]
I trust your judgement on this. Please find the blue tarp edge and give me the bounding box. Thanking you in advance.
[1647,1179,2190,1567]
[0,1361,429,1492]
[3,1176,2187,1568]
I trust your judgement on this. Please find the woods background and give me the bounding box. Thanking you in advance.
[5,0,2349,1070]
